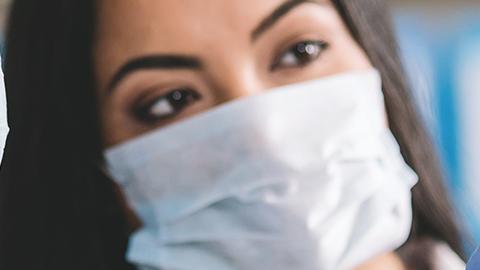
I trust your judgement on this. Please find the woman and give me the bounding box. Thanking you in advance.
[0,0,466,269]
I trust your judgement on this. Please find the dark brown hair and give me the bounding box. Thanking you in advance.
[0,0,464,270]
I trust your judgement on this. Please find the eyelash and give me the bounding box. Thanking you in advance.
[271,40,329,71]
[134,88,202,123]
[134,39,329,124]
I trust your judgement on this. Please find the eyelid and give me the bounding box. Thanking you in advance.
[132,82,193,108]
[133,87,202,124]
[270,38,329,71]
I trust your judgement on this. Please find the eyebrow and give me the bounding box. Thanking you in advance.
[107,0,320,93]
[251,0,319,42]
[107,55,202,93]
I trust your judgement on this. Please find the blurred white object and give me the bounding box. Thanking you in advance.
[456,35,480,236]
[434,241,467,270]
[0,55,8,163]
[105,70,418,270]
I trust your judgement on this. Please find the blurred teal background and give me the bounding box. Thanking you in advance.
[391,0,480,252]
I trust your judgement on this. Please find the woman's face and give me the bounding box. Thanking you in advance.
[93,2,405,268]
[95,0,372,147]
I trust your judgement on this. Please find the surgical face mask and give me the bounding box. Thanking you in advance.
[105,69,418,270]
[0,57,8,164]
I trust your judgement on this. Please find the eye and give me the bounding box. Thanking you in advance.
[271,40,329,71]
[134,88,202,123]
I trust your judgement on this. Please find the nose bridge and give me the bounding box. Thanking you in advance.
[210,59,267,104]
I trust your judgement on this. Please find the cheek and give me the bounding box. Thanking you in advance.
[100,97,147,148]
[324,29,372,72]
[329,36,372,71]
[318,6,372,72]
[100,100,130,147]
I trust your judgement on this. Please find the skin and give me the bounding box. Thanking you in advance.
[95,0,406,269]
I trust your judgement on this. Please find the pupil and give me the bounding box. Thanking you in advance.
[296,42,318,56]
[168,90,187,110]
[296,42,308,54]
[167,89,199,110]
[295,42,317,63]
[171,90,183,101]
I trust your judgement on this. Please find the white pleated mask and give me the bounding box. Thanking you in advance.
[105,69,418,270]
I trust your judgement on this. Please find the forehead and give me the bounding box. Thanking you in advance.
[96,0,285,49]
[94,0,291,87]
